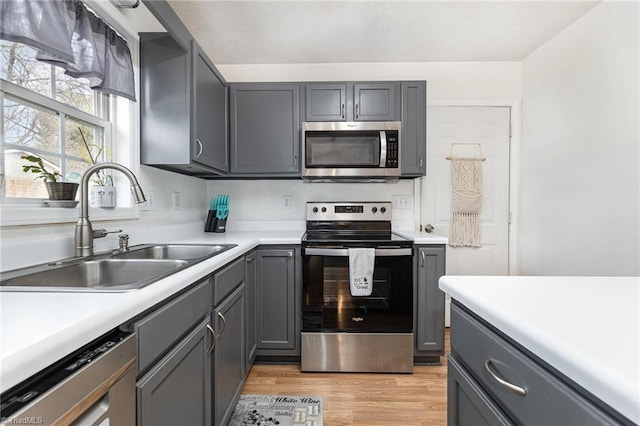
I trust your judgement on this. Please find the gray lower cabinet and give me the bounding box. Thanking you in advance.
[140,35,227,176]
[134,279,212,426]
[245,250,258,372]
[212,284,246,426]
[414,245,446,363]
[137,318,212,426]
[401,81,426,176]
[255,246,301,357]
[211,257,247,425]
[449,302,624,425]
[448,354,512,426]
[305,82,400,122]
[229,83,301,176]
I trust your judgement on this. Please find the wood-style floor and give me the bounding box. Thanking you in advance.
[241,330,450,425]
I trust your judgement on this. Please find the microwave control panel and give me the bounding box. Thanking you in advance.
[385,131,399,168]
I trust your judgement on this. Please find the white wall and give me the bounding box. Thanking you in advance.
[520,2,639,276]
[214,62,521,229]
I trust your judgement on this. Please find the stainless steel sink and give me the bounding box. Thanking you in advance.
[0,244,237,292]
[113,244,234,261]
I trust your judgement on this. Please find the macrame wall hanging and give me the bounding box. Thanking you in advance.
[446,144,486,248]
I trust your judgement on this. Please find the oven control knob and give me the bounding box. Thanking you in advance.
[380,207,387,214]
[321,207,327,213]
[312,207,318,213]
[371,207,377,213]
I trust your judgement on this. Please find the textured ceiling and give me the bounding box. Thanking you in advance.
[166,1,601,64]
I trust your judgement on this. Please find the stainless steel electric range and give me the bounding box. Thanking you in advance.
[301,201,414,373]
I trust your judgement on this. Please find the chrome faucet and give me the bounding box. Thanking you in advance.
[75,163,146,257]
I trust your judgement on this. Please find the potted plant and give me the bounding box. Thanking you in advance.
[21,155,79,201]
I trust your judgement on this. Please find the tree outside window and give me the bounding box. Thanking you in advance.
[1,40,111,200]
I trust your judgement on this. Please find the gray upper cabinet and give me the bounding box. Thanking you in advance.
[414,245,446,363]
[401,81,427,176]
[305,83,347,121]
[305,82,400,122]
[140,35,228,176]
[229,83,302,176]
[193,42,228,173]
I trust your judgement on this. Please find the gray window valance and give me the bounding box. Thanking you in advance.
[0,0,136,101]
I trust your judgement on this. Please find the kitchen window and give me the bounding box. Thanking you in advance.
[0,0,139,226]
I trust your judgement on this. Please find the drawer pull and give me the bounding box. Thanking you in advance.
[484,359,527,396]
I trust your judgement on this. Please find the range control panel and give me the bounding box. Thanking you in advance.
[306,202,392,221]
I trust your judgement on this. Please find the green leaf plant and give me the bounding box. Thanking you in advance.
[21,155,62,182]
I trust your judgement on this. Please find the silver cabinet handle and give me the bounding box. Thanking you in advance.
[421,250,425,268]
[206,324,217,353]
[294,155,298,169]
[246,255,256,263]
[217,311,227,338]
[419,157,423,167]
[484,359,527,396]
[341,104,345,119]
[355,104,359,119]
[195,139,203,159]
[288,251,293,257]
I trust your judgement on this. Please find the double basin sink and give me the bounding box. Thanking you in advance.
[0,244,237,292]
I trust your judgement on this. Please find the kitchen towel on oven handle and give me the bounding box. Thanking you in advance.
[349,248,375,296]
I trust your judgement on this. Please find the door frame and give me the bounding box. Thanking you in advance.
[418,99,521,275]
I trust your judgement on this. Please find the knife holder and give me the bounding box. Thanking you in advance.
[214,217,227,233]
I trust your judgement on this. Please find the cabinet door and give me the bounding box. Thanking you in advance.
[192,41,228,173]
[415,245,446,356]
[256,248,298,354]
[137,318,212,426]
[448,355,513,426]
[401,81,426,176]
[305,83,347,121]
[229,83,301,175]
[213,284,246,426]
[353,82,400,121]
[245,250,258,372]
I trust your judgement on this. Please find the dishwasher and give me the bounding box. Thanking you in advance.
[0,329,135,426]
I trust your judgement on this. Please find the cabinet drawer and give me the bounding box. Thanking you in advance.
[212,257,244,306]
[135,279,210,375]
[451,304,618,425]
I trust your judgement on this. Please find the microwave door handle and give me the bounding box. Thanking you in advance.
[380,131,387,167]
[304,248,412,257]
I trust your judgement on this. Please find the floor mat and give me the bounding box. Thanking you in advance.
[228,394,323,426]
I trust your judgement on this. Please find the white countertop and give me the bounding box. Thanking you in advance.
[439,275,640,424]
[393,230,448,244]
[0,231,302,392]
[0,227,446,393]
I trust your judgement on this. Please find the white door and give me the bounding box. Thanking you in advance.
[422,106,511,276]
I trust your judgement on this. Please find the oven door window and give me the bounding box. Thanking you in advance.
[303,254,413,332]
[304,131,381,168]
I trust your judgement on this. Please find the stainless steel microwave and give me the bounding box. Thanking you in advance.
[302,121,401,179]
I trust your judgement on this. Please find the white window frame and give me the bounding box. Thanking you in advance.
[0,0,141,227]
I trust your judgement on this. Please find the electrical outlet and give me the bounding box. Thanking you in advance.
[392,195,411,209]
[141,190,154,211]
[172,191,182,211]
[281,195,292,209]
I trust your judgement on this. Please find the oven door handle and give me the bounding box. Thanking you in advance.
[304,248,412,257]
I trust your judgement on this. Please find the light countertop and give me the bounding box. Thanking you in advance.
[439,275,640,424]
[1,228,446,392]
[0,231,301,392]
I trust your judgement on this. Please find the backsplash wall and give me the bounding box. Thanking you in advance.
[206,179,418,229]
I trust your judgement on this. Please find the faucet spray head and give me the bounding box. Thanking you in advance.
[131,184,146,204]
